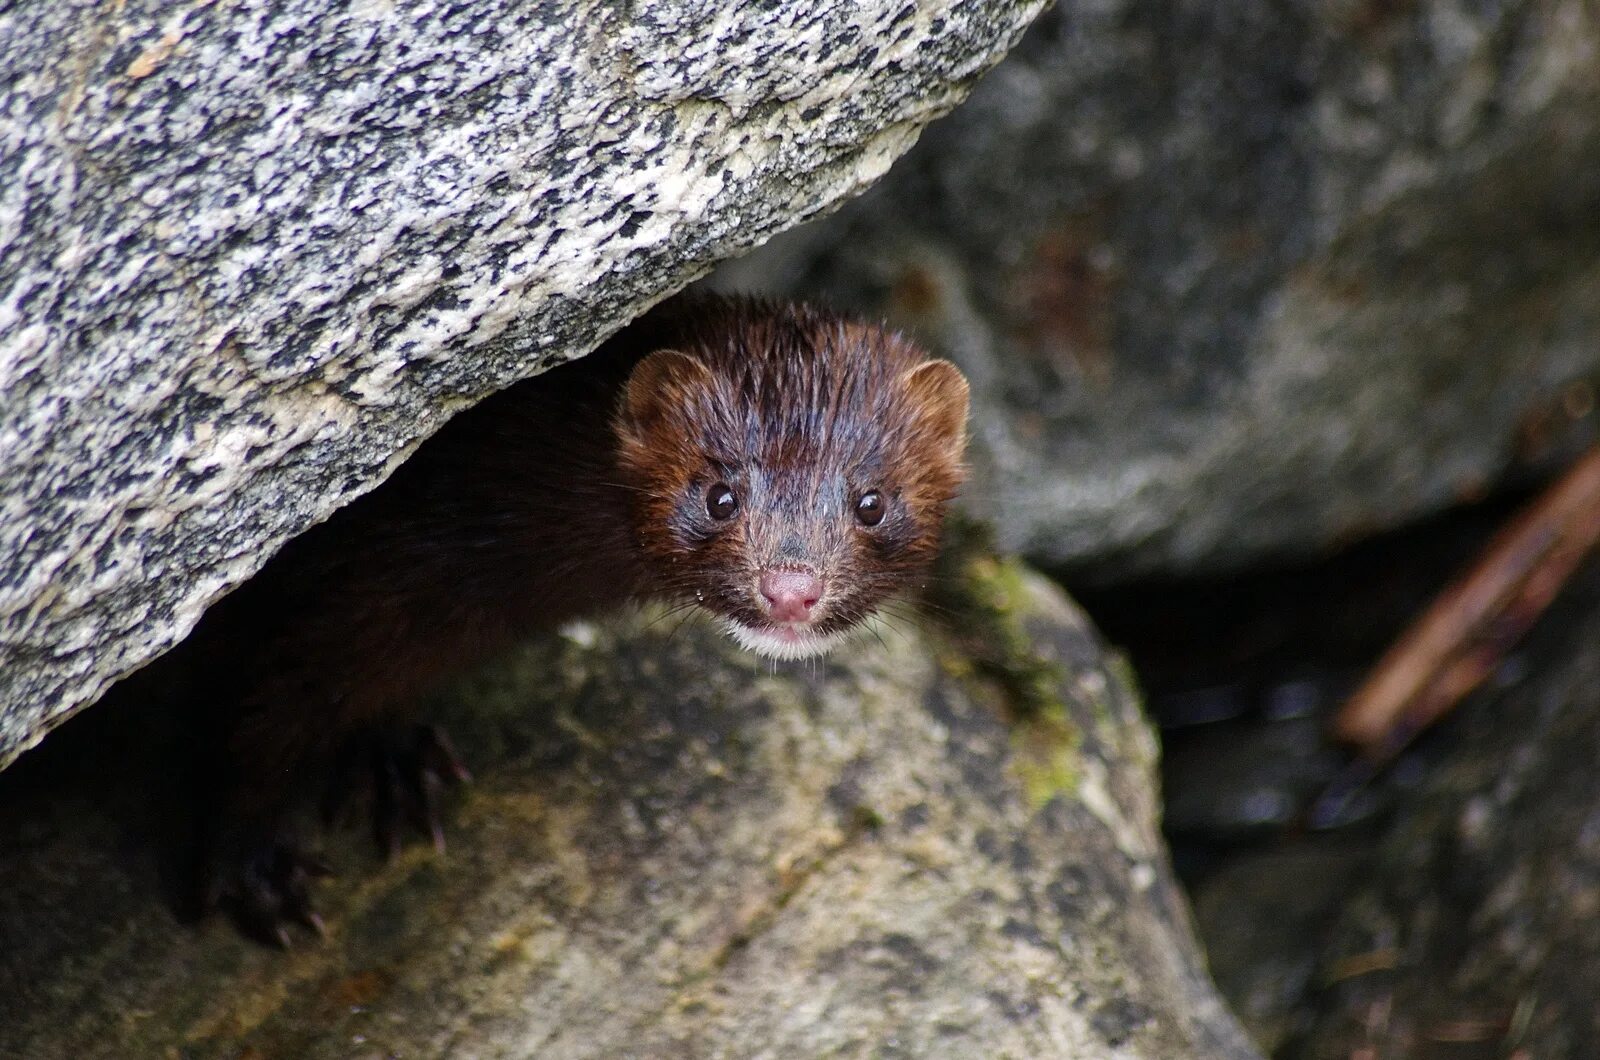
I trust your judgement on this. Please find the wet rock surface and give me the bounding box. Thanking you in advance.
[714,0,1600,581]
[1084,493,1600,1057]
[1195,841,1372,1053]
[0,0,1046,768]
[1289,559,1600,1059]
[0,560,1259,1060]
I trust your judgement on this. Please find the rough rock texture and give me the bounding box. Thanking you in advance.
[0,0,1047,769]
[713,0,1600,581]
[0,557,1260,1059]
[1288,560,1600,1060]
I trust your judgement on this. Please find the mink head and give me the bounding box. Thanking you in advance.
[613,301,969,660]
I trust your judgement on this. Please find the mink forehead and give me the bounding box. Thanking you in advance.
[683,313,927,474]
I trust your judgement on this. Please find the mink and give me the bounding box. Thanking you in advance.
[164,294,970,944]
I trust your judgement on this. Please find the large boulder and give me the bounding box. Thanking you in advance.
[0,553,1260,1059]
[0,0,1046,768]
[715,0,1600,580]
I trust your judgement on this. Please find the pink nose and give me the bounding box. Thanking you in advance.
[759,569,824,623]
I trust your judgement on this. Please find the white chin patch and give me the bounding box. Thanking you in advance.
[723,619,852,660]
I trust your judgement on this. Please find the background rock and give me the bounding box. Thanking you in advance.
[0,559,1260,1060]
[713,0,1600,581]
[1194,842,1371,1054]
[1290,559,1600,1059]
[0,0,1046,768]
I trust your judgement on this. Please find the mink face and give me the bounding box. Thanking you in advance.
[614,301,969,659]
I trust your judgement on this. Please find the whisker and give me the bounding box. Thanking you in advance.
[870,614,915,645]
[666,606,704,643]
[641,600,701,632]
[902,598,958,620]
[878,603,934,631]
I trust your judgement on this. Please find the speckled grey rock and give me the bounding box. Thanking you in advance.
[1289,561,1600,1059]
[0,0,1048,769]
[0,563,1260,1059]
[713,0,1600,580]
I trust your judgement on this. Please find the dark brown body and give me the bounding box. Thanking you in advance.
[169,295,969,937]
[195,324,648,808]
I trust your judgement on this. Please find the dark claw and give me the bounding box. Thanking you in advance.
[418,724,473,786]
[323,723,470,860]
[210,839,335,948]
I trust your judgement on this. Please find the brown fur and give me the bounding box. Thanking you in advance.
[615,299,968,642]
[167,294,967,890]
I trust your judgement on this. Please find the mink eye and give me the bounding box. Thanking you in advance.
[706,482,739,521]
[855,489,885,527]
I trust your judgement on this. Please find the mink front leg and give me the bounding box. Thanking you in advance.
[200,714,472,946]
[197,737,339,948]
[181,517,498,942]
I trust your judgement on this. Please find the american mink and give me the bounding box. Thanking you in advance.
[171,295,970,943]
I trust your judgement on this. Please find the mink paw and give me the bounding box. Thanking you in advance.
[324,723,472,859]
[208,839,334,948]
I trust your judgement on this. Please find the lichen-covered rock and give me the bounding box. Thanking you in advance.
[714,0,1600,580]
[0,0,1047,768]
[0,559,1259,1059]
[1291,561,1600,1059]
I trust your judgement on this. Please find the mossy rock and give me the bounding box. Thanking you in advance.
[0,562,1257,1059]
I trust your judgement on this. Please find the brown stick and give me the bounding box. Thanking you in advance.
[1334,446,1600,756]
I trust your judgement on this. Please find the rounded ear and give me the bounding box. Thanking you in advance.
[900,359,970,460]
[620,349,714,435]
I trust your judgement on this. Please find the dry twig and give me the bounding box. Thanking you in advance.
[1334,447,1600,758]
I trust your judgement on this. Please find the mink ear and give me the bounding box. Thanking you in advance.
[901,359,970,460]
[620,349,713,436]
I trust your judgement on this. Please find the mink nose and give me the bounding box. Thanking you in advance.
[759,568,824,623]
